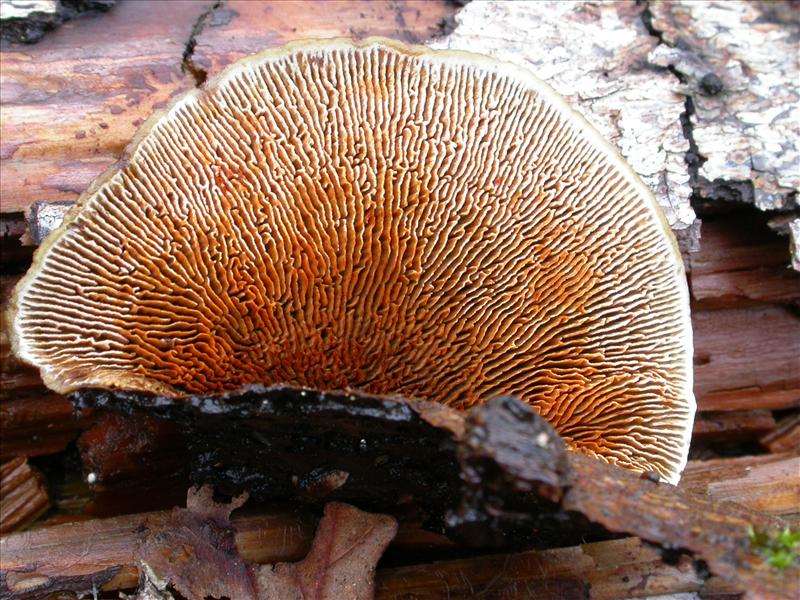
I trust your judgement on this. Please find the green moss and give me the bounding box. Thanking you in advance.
[749,526,800,570]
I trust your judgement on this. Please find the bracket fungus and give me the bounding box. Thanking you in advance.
[8,39,694,483]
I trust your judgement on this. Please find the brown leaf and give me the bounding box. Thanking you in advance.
[136,485,256,600]
[255,502,398,600]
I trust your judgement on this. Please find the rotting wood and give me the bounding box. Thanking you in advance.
[0,321,89,461]
[692,410,776,444]
[0,457,49,534]
[0,0,212,213]
[0,512,739,600]
[0,505,315,596]
[647,1,799,215]
[689,215,800,309]
[67,390,795,599]
[692,305,800,412]
[0,0,459,215]
[0,395,89,461]
[190,0,457,81]
[761,414,800,455]
[646,0,800,270]
[375,537,739,600]
[681,453,800,517]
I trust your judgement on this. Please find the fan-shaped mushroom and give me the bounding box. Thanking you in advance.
[8,38,694,483]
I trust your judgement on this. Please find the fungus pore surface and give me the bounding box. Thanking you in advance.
[10,39,694,482]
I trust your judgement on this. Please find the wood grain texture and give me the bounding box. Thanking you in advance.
[692,409,776,443]
[376,537,725,600]
[191,0,456,79]
[693,305,800,412]
[0,514,714,600]
[0,457,49,533]
[0,0,210,212]
[682,453,800,516]
[649,0,800,213]
[690,215,800,309]
[761,414,800,454]
[0,0,456,214]
[0,506,315,594]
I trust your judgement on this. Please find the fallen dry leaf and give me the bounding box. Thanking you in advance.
[135,487,396,600]
[254,502,398,600]
[136,485,257,600]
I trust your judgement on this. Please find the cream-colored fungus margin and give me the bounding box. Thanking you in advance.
[8,38,694,483]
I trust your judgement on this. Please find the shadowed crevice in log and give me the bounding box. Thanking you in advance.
[181,0,224,86]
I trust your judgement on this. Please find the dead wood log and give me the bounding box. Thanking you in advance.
[0,0,209,213]
[0,505,315,596]
[190,0,456,80]
[0,319,90,461]
[65,388,796,599]
[0,457,49,534]
[0,0,458,215]
[647,1,799,216]
[689,214,800,309]
[682,453,800,517]
[0,395,89,461]
[692,410,776,443]
[693,305,800,412]
[0,520,740,600]
[761,414,800,455]
[376,536,743,600]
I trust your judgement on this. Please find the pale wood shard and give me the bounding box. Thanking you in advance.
[791,219,800,271]
[681,453,800,517]
[761,414,800,454]
[431,0,697,245]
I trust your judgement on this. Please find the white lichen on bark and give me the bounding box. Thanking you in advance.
[790,219,800,271]
[434,0,800,267]
[0,1,57,20]
[648,0,799,213]
[431,0,697,243]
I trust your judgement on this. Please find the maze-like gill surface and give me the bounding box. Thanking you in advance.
[11,40,694,482]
